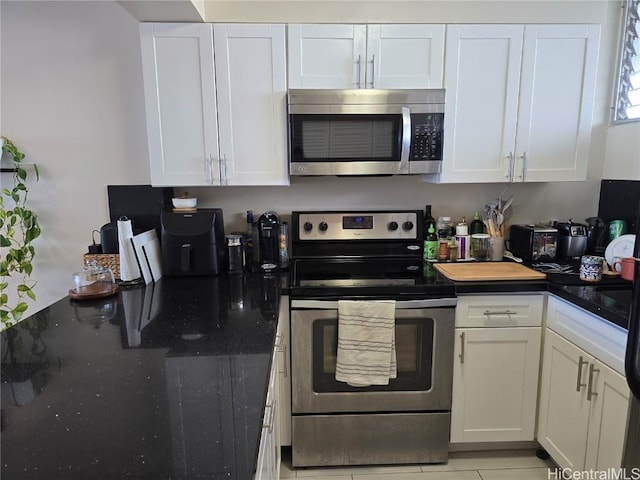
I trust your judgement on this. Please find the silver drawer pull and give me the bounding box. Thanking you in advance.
[576,356,587,392]
[483,310,517,316]
[459,332,465,364]
[587,363,599,401]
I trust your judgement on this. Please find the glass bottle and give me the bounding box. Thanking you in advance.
[424,223,438,261]
[470,211,485,235]
[424,204,436,234]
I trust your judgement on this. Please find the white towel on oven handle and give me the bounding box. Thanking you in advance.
[335,299,397,387]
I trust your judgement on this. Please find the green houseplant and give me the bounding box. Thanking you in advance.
[1,137,41,330]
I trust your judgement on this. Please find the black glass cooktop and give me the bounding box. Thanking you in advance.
[289,257,455,298]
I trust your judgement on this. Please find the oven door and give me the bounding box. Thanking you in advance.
[290,299,455,414]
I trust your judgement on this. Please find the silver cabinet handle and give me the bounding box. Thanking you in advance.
[219,154,229,186]
[576,356,588,392]
[483,310,517,316]
[399,106,411,174]
[263,403,275,432]
[205,154,214,185]
[459,332,465,364]
[368,54,375,88]
[275,334,288,378]
[587,363,599,401]
[356,54,362,88]
[508,152,515,182]
[516,152,527,182]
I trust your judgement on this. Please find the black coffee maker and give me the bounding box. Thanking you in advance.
[257,211,280,271]
[585,217,608,255]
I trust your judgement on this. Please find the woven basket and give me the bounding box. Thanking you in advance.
[83,254,121,280]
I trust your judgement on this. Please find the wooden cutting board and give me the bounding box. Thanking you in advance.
[433,262,546,281]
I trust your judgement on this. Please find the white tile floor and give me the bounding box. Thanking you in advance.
[280,448,556,480]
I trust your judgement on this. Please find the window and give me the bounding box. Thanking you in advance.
[613,0,640,123]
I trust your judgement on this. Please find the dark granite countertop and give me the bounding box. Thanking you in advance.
[1,259,632,479]
[1,272,286,480]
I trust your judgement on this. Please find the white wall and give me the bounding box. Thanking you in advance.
[0,0,622,319]
[1,1,150,317]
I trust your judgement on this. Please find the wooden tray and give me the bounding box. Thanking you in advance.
[69,285,119,300]
[433,262,546,281]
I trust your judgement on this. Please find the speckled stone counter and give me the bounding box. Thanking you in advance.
[1,272,285,480]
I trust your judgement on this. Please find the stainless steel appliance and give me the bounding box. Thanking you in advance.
[288,89,445,176]
[288,210,456,467]
[508,224,558,261]
[160,209,227,276]
[554,220,588,259]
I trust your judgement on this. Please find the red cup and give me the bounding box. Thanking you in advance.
[613,257,635,281]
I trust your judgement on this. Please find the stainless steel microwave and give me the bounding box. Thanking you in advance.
[287,89,445,176]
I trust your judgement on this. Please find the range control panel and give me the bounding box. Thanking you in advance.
[295,211,420,241]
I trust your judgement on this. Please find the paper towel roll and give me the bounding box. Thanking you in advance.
[118,217,141,282]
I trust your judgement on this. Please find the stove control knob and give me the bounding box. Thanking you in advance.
[403,221,414,231]
[303,222,313,232]
[388,221,399,231]
[319,221,328,232]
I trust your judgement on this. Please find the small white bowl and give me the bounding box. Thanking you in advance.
[172,197,197,209]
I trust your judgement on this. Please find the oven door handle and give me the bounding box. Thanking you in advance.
[290,298,457,309]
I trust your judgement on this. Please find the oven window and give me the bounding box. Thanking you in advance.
[290,114,402,162]
[313,318,433,392]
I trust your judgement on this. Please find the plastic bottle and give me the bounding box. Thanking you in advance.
[470,211,485,235]
[455,219,471,260]
[423,223,438,261]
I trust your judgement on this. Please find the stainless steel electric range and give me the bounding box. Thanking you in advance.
[288,210,456,467]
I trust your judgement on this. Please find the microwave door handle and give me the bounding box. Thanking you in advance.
[399,106,411,174]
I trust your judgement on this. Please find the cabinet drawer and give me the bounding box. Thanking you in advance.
[456,294,544,328]
[546,295,627,375]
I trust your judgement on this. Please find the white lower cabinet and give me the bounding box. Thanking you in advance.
[276,296,291,447]
[451,294,543,443]
[537,296,630,471]
[255,349,280,480]
[255,295,289,480]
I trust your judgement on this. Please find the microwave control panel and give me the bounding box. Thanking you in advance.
[411,113,443,161]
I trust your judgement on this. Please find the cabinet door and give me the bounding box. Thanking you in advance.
[214,24,289,186]
[537,329,591,470]
[440,25,523,183]
[276,296,291,446]
[366,25,445,88]
[255,354,278,480]
[451,327,541,442]
[585,360,630,470]
[288,24,367,89]
[140,23,220,186]
[514,25,600,182]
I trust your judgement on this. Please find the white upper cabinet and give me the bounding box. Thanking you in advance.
[515,25,600,182]
[140,23,289,187]
[287,24,445,89]
[440,25,523,183]
[140,23,220,186]
[214,24,289,186]
[436,24,600,183]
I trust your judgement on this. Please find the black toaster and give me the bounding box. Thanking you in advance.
[508,224,558,261]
